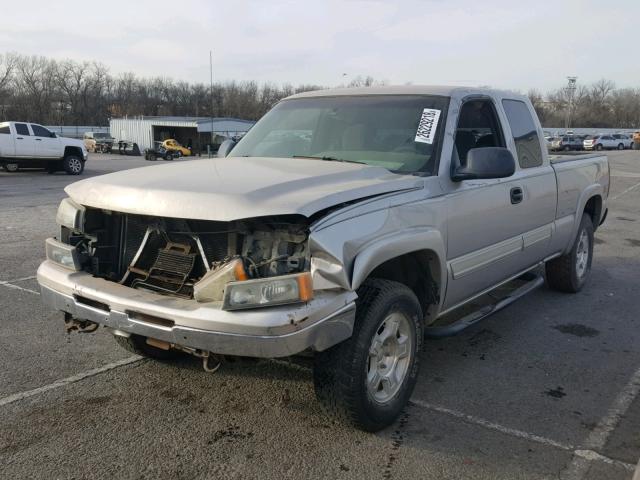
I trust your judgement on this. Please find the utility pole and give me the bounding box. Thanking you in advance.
[564,76,577,131]
[209,50,214,158]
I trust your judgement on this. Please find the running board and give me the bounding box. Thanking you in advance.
[424,272,544,338]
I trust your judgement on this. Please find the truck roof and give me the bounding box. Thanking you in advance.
[286,85,528,102]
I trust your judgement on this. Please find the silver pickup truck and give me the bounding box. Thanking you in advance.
[37,86,609,431]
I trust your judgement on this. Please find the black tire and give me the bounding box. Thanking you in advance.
[617,143,624,150]
[2,163,19,173]
[165,153,174,161]
[114,334,178,360]
[63,155,84,175]
[313,279,423,432]
[148,153,157,161]
[563,145,570,151]
[545,213,594,293]
[596,144,603,151]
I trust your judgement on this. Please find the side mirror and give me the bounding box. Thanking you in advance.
[451,147,516,182]
[50,132,57,138]
[217,138,237,158]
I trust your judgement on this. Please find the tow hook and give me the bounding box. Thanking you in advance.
[200,351,222,373]
[64,312,99,333]
[171,343,223,373]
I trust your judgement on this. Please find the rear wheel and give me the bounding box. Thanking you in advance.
[2,163,19,172]
[596,144,603,151]
[617,143,624,150]
[63,155,84,175]
[545,213,594,293]
[165,152,174,161]
[313,279,423,432]
[114,334,178,360]
[563,145,570,151]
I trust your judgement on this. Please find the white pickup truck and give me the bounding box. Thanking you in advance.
[0,121,88,174]
[37,86,609,431]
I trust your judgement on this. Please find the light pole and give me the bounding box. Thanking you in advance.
[565,76,577,131]
[209,50,214,158]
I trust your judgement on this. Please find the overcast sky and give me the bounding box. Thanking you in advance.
[1,0,637,92]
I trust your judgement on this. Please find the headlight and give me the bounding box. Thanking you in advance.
[222,273,313,310]
[45,238,81,270]
[56,198,85,231]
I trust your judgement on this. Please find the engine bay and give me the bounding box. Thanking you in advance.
[63,209,310,301]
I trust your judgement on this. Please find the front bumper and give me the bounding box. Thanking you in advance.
[37,260,356,358]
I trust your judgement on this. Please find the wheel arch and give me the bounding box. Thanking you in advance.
[64,146,84,159]
[351,228,446,322]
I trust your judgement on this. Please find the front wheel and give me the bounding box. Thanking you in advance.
[164,153,174,161]
[313,279,423,432]
[545,213,594,293]
[617,143,624,150]
[596,144,603,151]
[63,155,84,175]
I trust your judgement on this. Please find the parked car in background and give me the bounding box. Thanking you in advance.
[612,134,633,149]
[144,141,177,161]
[161,139,192,156]
[583,135,625,151]
[0,121,88,174]
[551,136,583,151]
[84,132,115,153]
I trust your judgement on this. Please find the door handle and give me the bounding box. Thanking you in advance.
[35,138,42,141]
[510,187,523,204]
[16,137,23,140]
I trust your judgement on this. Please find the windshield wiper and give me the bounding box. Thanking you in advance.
[292,155,367,165]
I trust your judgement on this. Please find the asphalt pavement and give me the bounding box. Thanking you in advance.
[1,151,639,479]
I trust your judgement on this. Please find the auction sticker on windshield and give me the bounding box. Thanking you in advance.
[414,108,441,144]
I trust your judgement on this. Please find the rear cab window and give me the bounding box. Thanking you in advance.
[0,124,10,134]
[501,99,544,168]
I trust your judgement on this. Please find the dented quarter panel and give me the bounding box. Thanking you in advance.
[309,176,448,311]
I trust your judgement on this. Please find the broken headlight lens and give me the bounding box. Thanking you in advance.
[222,273,313,310]
[56,198,86,232]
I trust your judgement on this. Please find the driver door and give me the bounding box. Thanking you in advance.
[443,98,526,310]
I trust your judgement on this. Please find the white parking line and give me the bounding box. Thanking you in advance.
[0,282,40,295]
[410,399,636,473]
[611,180,640,200]
[0,275,40,295]
[561,364,640,479]
[410,399,573,451]
[0,356,143,408]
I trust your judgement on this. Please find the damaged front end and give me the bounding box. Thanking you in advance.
[56,198,314,311]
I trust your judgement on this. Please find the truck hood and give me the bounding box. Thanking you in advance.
[65,156,422,221]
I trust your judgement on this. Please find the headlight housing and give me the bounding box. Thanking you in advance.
[56,198,86,232]
[222,272,313,310]
[45,238,81,270]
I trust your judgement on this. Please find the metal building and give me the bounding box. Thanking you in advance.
[109,116,255,152]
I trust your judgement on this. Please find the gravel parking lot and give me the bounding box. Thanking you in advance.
[1,151,639,479]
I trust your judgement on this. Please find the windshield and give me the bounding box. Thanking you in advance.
[231,95,449,174]
[94,133,110,139]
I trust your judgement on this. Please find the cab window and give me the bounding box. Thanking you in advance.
[15,123,30,136]
[454,99,505,166]
[502,99,543,168]
[31,124,52,137]
[0,125,10,134]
